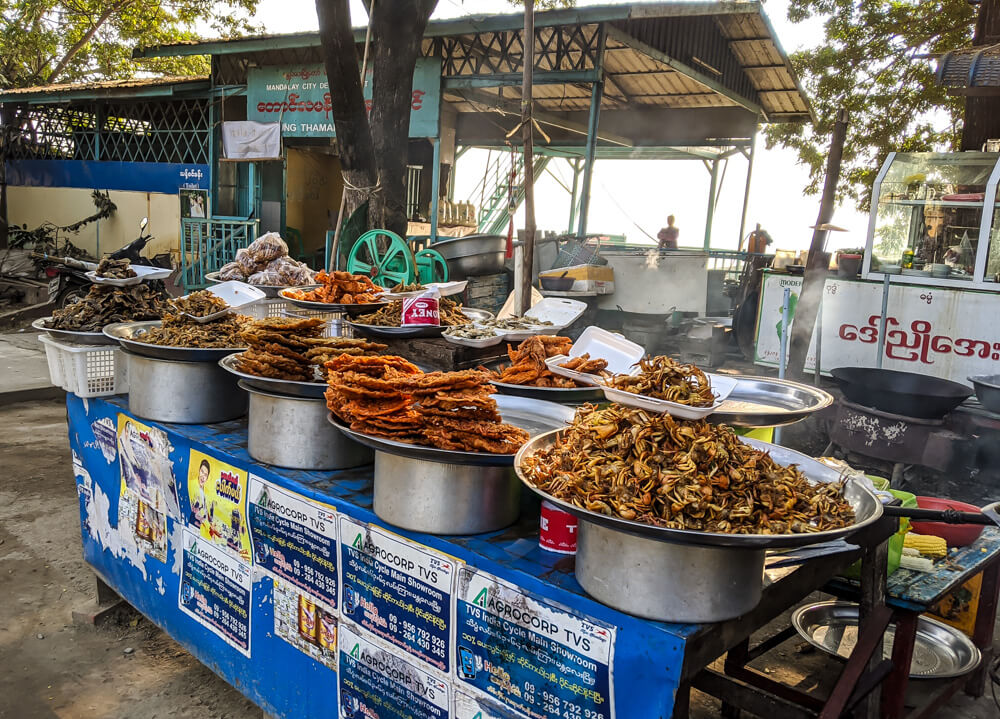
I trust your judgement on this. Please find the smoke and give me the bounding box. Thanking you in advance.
[644,248,661,270]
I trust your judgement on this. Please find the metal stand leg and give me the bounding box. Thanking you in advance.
[721,639,749,719]
[672,681,691,719]
[882,611,918,719]
[72,571,130,627]
[965,561,1000,697]
[822,441,836,457]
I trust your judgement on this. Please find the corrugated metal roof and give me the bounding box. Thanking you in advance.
[0,75,209,102]
[937,44,1000,90]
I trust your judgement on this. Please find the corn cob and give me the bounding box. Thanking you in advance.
[903,533,947,558]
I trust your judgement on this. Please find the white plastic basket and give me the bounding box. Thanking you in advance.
[243,299,293,318]
[38,334,128,398]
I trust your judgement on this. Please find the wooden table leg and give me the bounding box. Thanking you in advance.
[857,531,889,719]
[672,680,691,719]
[965,560,1000,697]
[881,610,917,719]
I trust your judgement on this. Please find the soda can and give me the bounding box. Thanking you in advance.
[539,500,577,554]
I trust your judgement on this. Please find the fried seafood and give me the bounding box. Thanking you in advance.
[95,257,136,279]
[521,404,855,534]
[610,355,715,407]
[490,335,578,388]
[325,356,528,453]
[235,317,386,381]
[172,290,229,318]
[558,354,609,377]
[286,270,383,304]
[45,284,166,331]
[354,298,471,327]
[390,282,424,293]
[141,313,249,348]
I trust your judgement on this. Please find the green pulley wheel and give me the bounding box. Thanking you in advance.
[415,248,449,284]
[345,229,417,288]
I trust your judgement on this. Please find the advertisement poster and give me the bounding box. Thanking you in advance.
[117,486,167,562]
[338,623,451,719]
[179,528,252,657]
[455,568,615,719]
[453,692,517,719]
[339,517,454,675]
[273,577,338,670]
[248,476,338,609]
[117,414,180,518]
[186,449,251,562]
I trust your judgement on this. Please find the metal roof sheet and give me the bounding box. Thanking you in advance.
[0,75,209,102]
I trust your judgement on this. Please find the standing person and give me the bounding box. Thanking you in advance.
[657,215,679,249]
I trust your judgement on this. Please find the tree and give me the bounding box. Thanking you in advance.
[0,1,261,88]
[764,0,977,209]
[315,0,438,237]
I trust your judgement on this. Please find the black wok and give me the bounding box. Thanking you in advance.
[830,367,972,419]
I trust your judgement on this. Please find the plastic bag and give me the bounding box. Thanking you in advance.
[266,256,315,286]
[217,261,246,281]
[235,248,258,276]
[246,232,288,263]
[248,269,283,286]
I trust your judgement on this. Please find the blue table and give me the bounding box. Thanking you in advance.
[67,394,891,719]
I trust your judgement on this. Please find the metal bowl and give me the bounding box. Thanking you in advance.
[792,601,981,678]
[514,431,882,549]
[348,307,494,339]
[103,321,245,362]
[968,374,1000,414]
[431,234,507,279]
[490,380,605,404]
[710,376,835,427]
[278,287,389,316]
[219,353,326,398]
[32,317,118,345]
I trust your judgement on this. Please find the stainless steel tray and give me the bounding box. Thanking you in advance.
[103,321,246,362]
[792,601,981,678]
[32,317,117,345]
[514,432,882,549]
[710,376,834,427]
[491,380,605,404]
[348,307,494,340]
[329,394,574,466]
[206,271,287,298]
[278,287,389,316]
[219,353,326,398]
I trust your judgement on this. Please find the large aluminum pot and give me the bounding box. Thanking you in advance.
[431,234,506,279]
[126,351,247,424]
[575,520,765,623]
[373,452,519,534]
[245,384,373,470]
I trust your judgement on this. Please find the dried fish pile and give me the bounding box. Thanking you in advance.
[355,298,470,327]
[141,303,248,347]
[173,290,228,317]
[45,284,166,331]
[521,404,855,534]
[610,355,715,407]
[95,257,136,279]
[236,317,387,381]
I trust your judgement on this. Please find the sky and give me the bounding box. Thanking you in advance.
[250,0,873,252]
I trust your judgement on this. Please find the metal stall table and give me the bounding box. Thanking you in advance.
[67,394,893,719]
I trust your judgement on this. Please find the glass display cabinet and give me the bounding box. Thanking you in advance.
[863,151,1000,289]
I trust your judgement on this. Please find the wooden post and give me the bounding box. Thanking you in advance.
[518,0,536,316]
[786,109,848,380]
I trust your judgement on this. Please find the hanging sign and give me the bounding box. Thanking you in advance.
[246,59,442,138]
[221,121,282,160]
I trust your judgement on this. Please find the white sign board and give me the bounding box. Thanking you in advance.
[221,121,281,160]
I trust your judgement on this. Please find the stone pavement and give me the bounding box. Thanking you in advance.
[0,328,63,405]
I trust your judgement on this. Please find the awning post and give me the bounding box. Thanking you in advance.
[703,158,720,250]
[575,27,606,238]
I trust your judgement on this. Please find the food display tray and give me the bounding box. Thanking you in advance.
[329,394,574,466]
[490,380,605,404]
[103,321,245,362]
[710,376,835,427]
[514,432,882,549]
[85,265,172,286]
[601,373,739,419]
[380,280,468,300]
[792,601,981,678]
[278,287,389,316]
[206,271,286,299]
[545,326,644,386]
[348,307,494,340]
[32,317,117,345]
[219,353,326,399]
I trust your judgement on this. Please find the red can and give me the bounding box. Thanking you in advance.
[539,500,577,554]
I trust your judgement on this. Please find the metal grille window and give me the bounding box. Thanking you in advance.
[406,165,423,219]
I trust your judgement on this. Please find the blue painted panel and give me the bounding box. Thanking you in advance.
[6,159,210,193]
[67,395,688,719]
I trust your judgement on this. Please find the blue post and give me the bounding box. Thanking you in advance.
[429,138,441,242]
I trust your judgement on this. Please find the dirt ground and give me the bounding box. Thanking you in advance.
[1,398,998,718]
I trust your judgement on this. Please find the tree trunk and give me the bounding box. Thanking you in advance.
[315,0,377,218]
[368,0,437,236]
[961,0,1000,150]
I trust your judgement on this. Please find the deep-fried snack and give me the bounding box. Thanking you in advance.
[286,270,382,304]
[142,312,248,348]
[559,353,609,375]
[250,316,325,333]
[354,298,471,327]
[45,284,167,331]
[325,354,420,376]
[489,335,585,388]
[172,290,228,318]
[609,355,715,407]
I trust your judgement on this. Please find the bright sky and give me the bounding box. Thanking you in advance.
[251,0,872,252]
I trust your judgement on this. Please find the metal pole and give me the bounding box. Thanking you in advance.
[429,138,441,240]
[876,273,890,369]
[774,286,792,445]
[576,28,606,238]
[737,132,756,248]
[518,0,537,315]
[567,157,582,234]
[814,290,823,385]
[703,158,719,250]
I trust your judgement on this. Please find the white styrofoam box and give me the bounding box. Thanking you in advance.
[86,265,172,286]
[179,280,266,322]
[569,327,644,373]
[39,334,128,398]
[524,297,587,329]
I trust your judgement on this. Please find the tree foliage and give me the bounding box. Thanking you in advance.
[0,1,261,88]
[764,0,976,209]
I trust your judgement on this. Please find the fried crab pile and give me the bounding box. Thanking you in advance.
[325,356,529,454]
[520,404,855,534]
[490,335,578,388]
[44,284,166,332]
[235,317,386,381]
[609,355,716,407]
[355,297,471,327]
[285,270,383,304]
